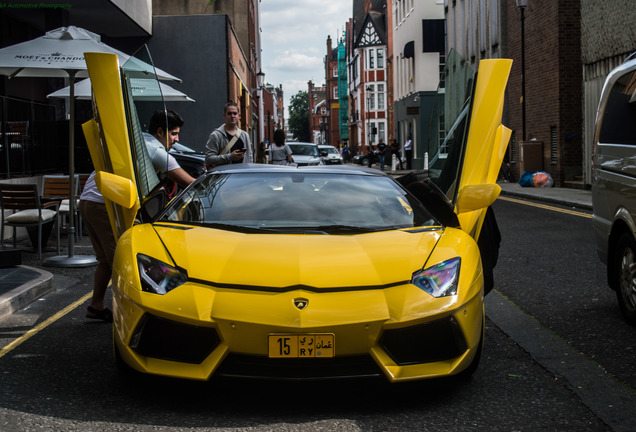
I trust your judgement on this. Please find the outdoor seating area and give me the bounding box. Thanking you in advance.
[0,183,61,261]
[0,173,91,260]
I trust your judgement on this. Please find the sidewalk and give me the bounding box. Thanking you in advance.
[497,180,592,211]
[0,234,97,321]
[0,178,592,321]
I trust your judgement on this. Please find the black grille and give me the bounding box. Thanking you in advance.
[130,314,220,364]
[379,316,468,365]
[216,354,382,380]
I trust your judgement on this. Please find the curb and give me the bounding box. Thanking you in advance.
[498,188,592,211]
[0,265,54,321]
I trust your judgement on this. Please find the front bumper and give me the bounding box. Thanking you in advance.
[112,276,484,382]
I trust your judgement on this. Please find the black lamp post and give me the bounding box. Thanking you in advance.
[255,70,265,144]
[517,0,528,141]
[366,85,372,149]
[267,110,271,144]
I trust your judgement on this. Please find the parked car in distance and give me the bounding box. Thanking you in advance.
[352,150,380,167]
[318,145,344,165]
[591,51,636,325]
[169,142,206,178]
[287,142,323,166]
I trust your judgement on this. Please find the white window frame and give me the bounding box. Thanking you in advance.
[377,83,385,110]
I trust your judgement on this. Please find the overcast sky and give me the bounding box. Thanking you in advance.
[260,0,352,118]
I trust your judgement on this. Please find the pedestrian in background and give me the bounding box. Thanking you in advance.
[377,138,388,171]
[205,101,252,168]
[404,135,413,170]
[269,129,293,165]
[256,141,268,164]
[390,138,403,170]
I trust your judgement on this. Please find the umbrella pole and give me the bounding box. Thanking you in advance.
[44,70,97,268]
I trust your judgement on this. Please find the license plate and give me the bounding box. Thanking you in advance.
[268,334,334,358]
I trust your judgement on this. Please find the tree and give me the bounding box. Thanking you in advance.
[288,90,310,142]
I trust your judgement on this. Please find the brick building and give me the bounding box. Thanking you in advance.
[324,36,342,148]
[308,80,327,144]
[504,0,582,187]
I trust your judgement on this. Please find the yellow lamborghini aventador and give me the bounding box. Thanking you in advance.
[82,47,511,383]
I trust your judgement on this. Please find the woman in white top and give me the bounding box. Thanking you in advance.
[269,129,293,165]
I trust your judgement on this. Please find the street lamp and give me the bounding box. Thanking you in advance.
[517,0,528,141]
[366,85,373,151]
[255,70,265,144]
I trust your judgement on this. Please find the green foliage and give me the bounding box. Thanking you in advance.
[288,91,310,142]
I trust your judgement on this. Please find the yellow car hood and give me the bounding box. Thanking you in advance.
[152,225,442,289]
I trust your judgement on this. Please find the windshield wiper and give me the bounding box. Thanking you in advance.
[308,224,385,234]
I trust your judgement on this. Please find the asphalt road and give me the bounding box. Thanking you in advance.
[0,196,635,430]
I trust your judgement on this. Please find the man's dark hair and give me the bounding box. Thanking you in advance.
[148,109,184,135]
[224,101,239,114]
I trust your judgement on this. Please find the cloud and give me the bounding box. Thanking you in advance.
[260,0,351,118]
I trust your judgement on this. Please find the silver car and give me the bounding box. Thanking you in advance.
[591,51,636,325]
[318,145,344,165]
[288,142,324,166]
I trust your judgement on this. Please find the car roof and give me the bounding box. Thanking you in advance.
[208,163,385,176]
[287,142,317,146]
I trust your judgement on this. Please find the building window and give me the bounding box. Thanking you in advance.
[378,84,385,110]
[377,49,384,68]
[368,84,375,110]
[369,49,375,69]
[333,86,338,100]
[333,66,338,78]
[379,122,385,142]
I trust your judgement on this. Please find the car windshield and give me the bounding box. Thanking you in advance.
[157,171,439,233]
[290,144,319,156]
[323,147,339,155]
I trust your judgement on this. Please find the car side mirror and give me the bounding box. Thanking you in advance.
[455,183,501,214]
[96,171,137,209]
[321,151,328,156]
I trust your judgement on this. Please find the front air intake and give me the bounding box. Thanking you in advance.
[130,314,220,364]
[379,316,468,365]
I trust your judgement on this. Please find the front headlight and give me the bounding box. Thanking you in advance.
[137,254,188,295]
[411,257,460,298]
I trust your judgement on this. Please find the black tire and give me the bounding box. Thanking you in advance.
[615,233,636,325]
[361,157,370,166]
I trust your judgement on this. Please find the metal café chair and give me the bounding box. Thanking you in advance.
[42,174,80,239]
[0,183,61,260]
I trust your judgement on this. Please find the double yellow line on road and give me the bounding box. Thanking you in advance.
[498,196,593,219]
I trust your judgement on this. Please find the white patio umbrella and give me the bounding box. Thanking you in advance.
[47,78,195,102]
[0,26,181,267]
